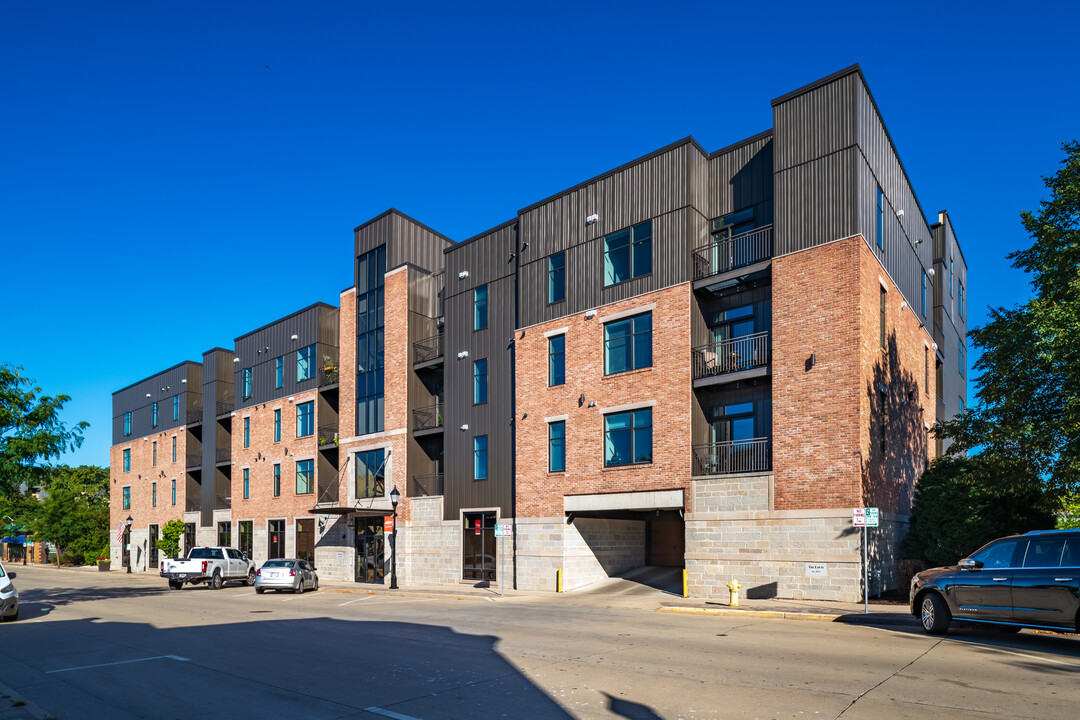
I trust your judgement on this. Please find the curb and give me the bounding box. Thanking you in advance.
[659,605,920,626]
[0,681,51,720]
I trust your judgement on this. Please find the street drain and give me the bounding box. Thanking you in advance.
[249,610,272,613]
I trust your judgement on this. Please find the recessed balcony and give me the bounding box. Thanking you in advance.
[692,225,773,288]
[413,334,444,369]
[692,439,772,476]
[409,473,444,497]
[692,331,771,387]
[412,401,444,437]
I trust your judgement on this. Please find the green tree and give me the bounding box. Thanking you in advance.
[32,483,110,565]
[937,141,1080,500]
[1059,496,1080,529]
[904,455,1055,567]
[159,519,186,559]
[0,363,89,496]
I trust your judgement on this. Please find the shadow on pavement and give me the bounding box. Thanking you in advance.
[604,691,663,719]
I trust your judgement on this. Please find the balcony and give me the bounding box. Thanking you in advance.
[692,225,773,283]
[216,397,234,417]
[692,331,771,386]
[215,447,231,465]
[320,354,340,387]
[186,408,203,425]
[412,400,443,435]
[692,439,772,476]
[317,424,339,449]
[185,453,202,468]
[409,473,444,497]
[185,497,200,513]
[413,334,444,367]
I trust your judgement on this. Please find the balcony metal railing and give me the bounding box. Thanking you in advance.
[413,334,444,364]
[216,398,234,416]
[412,399,443,431]
[691,331,771,379]
[185,453,202,468]
[185,497,200,513]
[186,408,203,424]
[692,438,772,476]
[692,225,773,281]
[317,424,339,448]
[215,447,231,464]
[410,473,444,497]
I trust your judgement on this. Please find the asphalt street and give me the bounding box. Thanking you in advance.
[1,565,1078,719]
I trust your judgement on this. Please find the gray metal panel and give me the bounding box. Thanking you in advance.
[708,135,774,220]
[112,361,202,444]
[773,71,857,173]
[354,210,453,281]
[773,147,857,255]
[233,304,340,410]
[441,226,517,521]
[200,348,234,527]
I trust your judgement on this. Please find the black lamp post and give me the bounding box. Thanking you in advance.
[389,486,400,589]
[125,515,133,574]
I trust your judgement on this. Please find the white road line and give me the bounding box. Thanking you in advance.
[338,596,373,606]
[47,655,189,674]
[965,642,1080,667]
[364,706,423,720]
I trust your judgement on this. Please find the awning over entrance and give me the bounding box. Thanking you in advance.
[564,489,683,514]
[307,506,390,518]
[1,535,27,544]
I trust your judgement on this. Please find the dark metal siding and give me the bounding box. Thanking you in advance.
[932,212,968,433]
[200,348,234,526]
[112,362,202,445]
[355,210,452,279]
[442,224,517,520]
[774,148,857,255]
[233,304,340,410]
[708,136,774,221]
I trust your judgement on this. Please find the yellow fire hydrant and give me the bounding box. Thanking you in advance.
[727,577,741,607]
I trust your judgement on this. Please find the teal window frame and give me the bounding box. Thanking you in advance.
[296,401,314,437]
[123,486,130,509]
[473,358,488,404]
[876,186,884,250]
[296,459,314,495]
[243,468,249,499]
[273,464,281,497]
[603,221,651,286]
[242,368,252,399]
[474,285,488,330]
[549,335,565,386]
[274,409,281,442]
[355,448,385,499]
[151,402,159,428]
[474,435,488,480]
[297,344,315,382]
[243,417,250,448]
[152,482,157,507]
[172,394,179,421]
[124,412,131,436]
[549,421,566,472]
[548,252,566,303]
[274,356,283,389]
[603,313,652,375]
[604,408,653,467]
[172,436,177,463]
[171,479,176,505]
[152,441,157,467]
[123,448,131,472]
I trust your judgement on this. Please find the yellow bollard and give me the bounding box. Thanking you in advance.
[557,568,562,593]
[727,577,741,607]
[682,569,688,598]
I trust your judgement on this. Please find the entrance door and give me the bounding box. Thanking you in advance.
[462,512,497,581]
[149,524,159,569]
[268,520,285,559]
[296,519,315,563]
[355,518,385,584]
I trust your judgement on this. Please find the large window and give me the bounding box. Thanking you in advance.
[273,464,281,497]
[549,335,565,386]
[604,313,652,375]
[274,356,283,389]
[151,402,159,428]
[549,421,566,472]
[473,358,488,404]
[243,417,250,448]
[474,435,488,480]
[172,394,179,421]
[238,521,253,558]
[296,401,314,437]
[242,368,252,399]
[604,220,651,286]
[243,468,249,499]
[355,448,385,499]
[217,521,231,548]
[604,408,652,467]
[297,344,315,382]
[274,409,281,442]
[474,285,488,330]
[123,448,131,472]
[548,252,565,303]
[123,486,131,509]
[876,185,884,250]
[296,459,314,495]
[124,411,131,436]
[357,245,386,436]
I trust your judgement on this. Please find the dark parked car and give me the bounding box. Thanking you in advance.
[910,530,1080,634]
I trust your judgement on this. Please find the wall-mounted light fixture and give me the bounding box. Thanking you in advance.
[897,209,905,217]
[145,393,152,398]
[805,353,816,372]
[233,358,240,363]
[931,342,938,351]
[578,393,585,407]
[181,379,187,384]
[927,268,935,278]
[585,310,597,319]
[458,270,469,279]
[460,424,469,431]
[900,300,908,310]
[291,334,298,341]
[587,401,597,408]
[586,214,599,225]
[457,350,469,359]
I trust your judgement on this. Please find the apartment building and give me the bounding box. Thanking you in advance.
[110,65,967,601]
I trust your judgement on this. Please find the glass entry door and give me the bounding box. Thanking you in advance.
[268,519,285,559]
[356,518,385,584]
[462,512,497,581]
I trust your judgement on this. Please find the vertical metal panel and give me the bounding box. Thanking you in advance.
[708,135,774,220]
[774,147,857,255]
[773,73,857,173]
[355,210,452,280]
[112,361,203,444]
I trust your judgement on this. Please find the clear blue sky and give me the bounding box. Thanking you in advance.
[2,1,1078,469]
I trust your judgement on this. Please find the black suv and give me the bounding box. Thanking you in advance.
[910,530,1080,634]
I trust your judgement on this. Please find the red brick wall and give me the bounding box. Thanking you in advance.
[110,429,188,533]
[772,236,933,513]
[514,285,693,518]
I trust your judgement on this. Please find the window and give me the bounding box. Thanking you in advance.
[243,417,250,448]
[924,347,929,393]
[357,245,386,436]
[604,313,652,375]
[152,402,159,427]
[958,344,965,378]
[152,482,157,507]
[172,394,179,421]
[218,521,231,548]
[124,411,131,436]
[474,435,488,480]
[921,273,927,318]
[949,257,954,297]
[355,448,385,499]
[876,186,884,250]
[152,441,157,467]
[123,448,131,472]
[172,436,177,463]
[171,479,176,505]
[548,335,565,386]
[971,539,1021,569]
[183,523,196,555]
[549,421,566,472]
[879,287,886,349]
[296,401,314,437]
[1024,537,1067,568]
[604,408,652,467]
[274,409,281,442]
[935,359,944,400]
[958,281,965,320]
[273,464,281,497]
[604,220,651,286]
[274,356,283,389]
[297,344,315,382]
[243,468,249,499]
[238,521,253,558]
[242,368,252,399]
[959,396,965,414]
[474,285,488,330]
[296,459,314,495]
[548,252,565,303]
[123,486,131,510]
[473,359,488,404]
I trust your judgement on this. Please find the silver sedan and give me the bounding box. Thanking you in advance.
[254,559,318,594]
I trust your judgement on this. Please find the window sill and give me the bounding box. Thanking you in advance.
[602,462,653,472]
[603,272,653,290]
[603,366,653,380]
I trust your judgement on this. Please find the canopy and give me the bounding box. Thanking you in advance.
[0,535,27,544]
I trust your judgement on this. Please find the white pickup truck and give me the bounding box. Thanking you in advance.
[160,547,255,590]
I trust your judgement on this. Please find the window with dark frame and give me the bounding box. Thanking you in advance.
[243,417,250,448]
[152,441,157,467]
[171,479,176,505]
[123,486,130,509]
[603,221,651,286]
[172,436,177,463]
[273,464,281,497]
[473,358,488,404]
[296,459,314,495]
[242,367,252,399]
[274,409,281,442]
[876,186,884,250]
[152,402,158,427]
[548,252,565,303]
[243,468,249,499]
[879,287,886,349]
[124,411,131,436]
[548,335,565,386]
[604,408,652,467]
[297,344,315,382]
[474,435,488,480]
[123,448,130,472]
[275,356,283,389]
[152,482,157,507]
[604,313,652,375]
[474,285,488,330]
[549,421,566,472]
[296,401,314,437]
[357,245,386,436]
[218,521,231,547]
[172,394,179,421]
[238,521,253,557]
[355,448,385,499]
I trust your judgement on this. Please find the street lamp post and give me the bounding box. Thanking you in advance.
[125,515,133,574]
[389,486,400,590]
